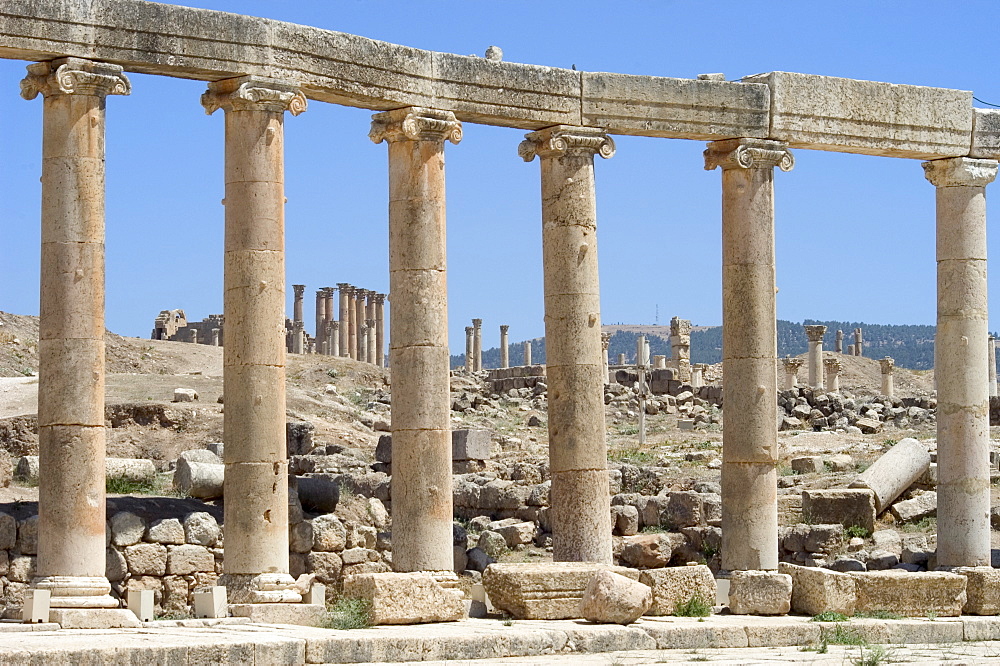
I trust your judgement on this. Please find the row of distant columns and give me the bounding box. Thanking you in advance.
[291,283,386,365]
[22,54,999,624]
[463,321,526,371]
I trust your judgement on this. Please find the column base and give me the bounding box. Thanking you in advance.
[218,573,302,604]
[50,608,142,629]
[229,603,326,626]
[31,576,118,608]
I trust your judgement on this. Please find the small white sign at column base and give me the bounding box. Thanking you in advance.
[22,589,50,623]
[193,586,228,618]
[303,583,325,606]
[127,589,154,622]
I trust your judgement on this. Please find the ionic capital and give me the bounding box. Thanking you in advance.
[519,125,615,162]
[201,76,307,116]
[922,157,998,188]
[704,138,794,172]
[369,107,462,145]
[21,58,130,100]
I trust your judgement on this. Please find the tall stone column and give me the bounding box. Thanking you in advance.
[520,125,614,563]
[924,157,997,567]
[524,340,533,366]
[356,289,368,361]
[346,286,358,360]
[669,317,692,382]
[359,323,369,364]
[374,293,386,367]
[824,357,842,392]
[337,283,351,357]
[835,329,843,354]
[781,357,803,390]
[212,328,221,346]
[499,325,510,369]
[989,335,997,398]
[879,357,895,398]
[292,285,305,325]
[371,107,460,571]
[854,328,864,356]
[22,57,136,627]
[330,321,340,357]
[365,320,377,364]
[465,326,474,372]
[472,318,483,371]
[705,138,793,572]
[804,325,827,390]
[617,353,626,366]
[203,75,306,603]
[323,287,335,342]
[601,332,611,383]
[314,289,326,352]
[847,344,855,356]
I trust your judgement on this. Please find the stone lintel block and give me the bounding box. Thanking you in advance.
[850,571,966,617]
[229,602,326,626]
[582,73,769,140]
[727,570,792,616]
[778,562,856,616]
[971,108,1000,159]
[954,566,1000,615]
[744,71,973,159]
[801,489,875,534]
[341,572,465,625]
[639,564,717,616]
[433,52,580,129]
[452,429,490,461]
[49,608,142,629]
[483,562,639,620]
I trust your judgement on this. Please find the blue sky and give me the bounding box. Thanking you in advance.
[2,1,998,353]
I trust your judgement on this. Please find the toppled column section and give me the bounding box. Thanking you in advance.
[849,437,930,513]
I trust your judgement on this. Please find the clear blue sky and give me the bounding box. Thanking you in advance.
[2,1,999,353]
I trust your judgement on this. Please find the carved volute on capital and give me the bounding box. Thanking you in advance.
[704,138,794,172]
[518,125,615,162]
[201,76,307,116]
[922,157,999,188]
[804,325,827,343]
[21,58,131,100]
[369,107,462,145]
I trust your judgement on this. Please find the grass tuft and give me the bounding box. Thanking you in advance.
[106,475,157,495]
[844,525,870,539]
[811,611,850,622]
[673,593,712,617]
[827,625,868,646]
[853,644,892,666]
[323,597,372,630]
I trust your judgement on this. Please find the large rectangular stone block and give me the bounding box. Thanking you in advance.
[744,71,973,159]
[639,565,716,616]
[452,429,490,461]
[971,108,1000,159]
[483,562,639,620]
[954,566,1000,615]
[801,489,875,534]
[850,571,966,617]
[779,562,856,616]
[728,570,792,616]
[342,572,465,625]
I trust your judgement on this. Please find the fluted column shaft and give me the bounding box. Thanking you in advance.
[203,76,306,601]
[371,107,460,571]
[924,157,998,567]
[521,125,614,563]
[706,138,793,572]
[23,57,129,610]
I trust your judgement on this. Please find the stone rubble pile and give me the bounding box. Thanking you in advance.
[778,387,935,432]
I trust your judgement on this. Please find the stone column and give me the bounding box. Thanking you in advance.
[337,283,350,357]
[781,357,803,390]
[924,156,998,567]
[355,289,368,361]
[472,318,483,371]
[520,125,614,563]
[346,286,358,360]
[989,336,997,398]
[22,57,134,626]
[499,325,510,369]
[203,75,306,603]
[692,364,707,388]
[464,326,474,372]
[374,293,386,367]
[292,284,305,326]
[370,107,460,571]
[669,317,692,382]
[804,325,827,390]
[323,287,335,334]
[314,289,326,352]
[854,328,863,357]
[705,138,793,572]
[653,355,667,370]
[359,323,369,364]
[824,357,842,392]
[879,357,895,398]
[847,344,855,356]
[601,332,610,383]
[189,328,199,344]
[330,321,340,357]
[617,353,626,365]
[291,323,304,355]
[835,329,843,354]
[524,340,533,366]
[366,319,377,364]
[212,328,221,346]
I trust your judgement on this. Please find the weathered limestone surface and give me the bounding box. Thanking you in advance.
[579,570,651,625]
[954,566,1000,615]
[850,571,966,617]
[727,571,792,616]
[639,565,716,616]
[801,489,876,534]
[849,438,930,513]
[778,562,856,616]
[342,572,464,625]
[743,71,973,159]
[971,108,1000,159]
[483,562,639,620]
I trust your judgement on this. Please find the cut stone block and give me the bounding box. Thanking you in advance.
[849,570,966,617]
[452,429,491,461]
[778,562,856,616]
[971,108,1000,159]
[619,533,685,569]
[22,589,50,623]
[493,522,536,547]
[229,603,326,626]
[303,583,326,606]
[173,388,199,402]
[954,566,1000,615]
[801,489,875,534]
[49,608,142,629]
[193,586,227,619]
[727,571,792,616]
[483,562,640,620]
[579,570,651,625]
[889,491,937,523]
[639,564,716,616]
[790,456,824,474]
[341,572,465,625]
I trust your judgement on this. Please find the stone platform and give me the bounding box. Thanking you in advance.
[0,615,998,664]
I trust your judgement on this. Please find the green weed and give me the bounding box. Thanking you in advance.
[673,594,712,617]
[853,644,892,666]
[323,597,371,630]
[106,476,158,495]
[811,611,850,622]
[845,525,870,539]
[827,625,868,645]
